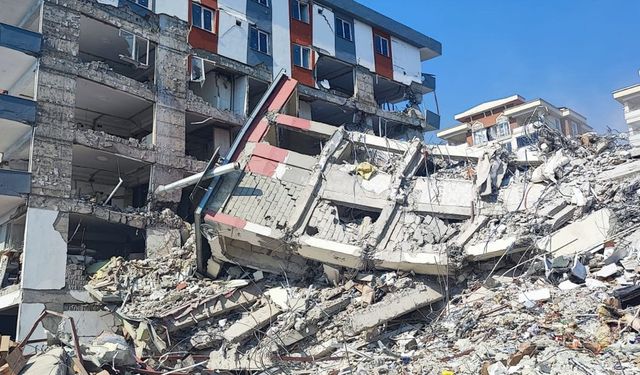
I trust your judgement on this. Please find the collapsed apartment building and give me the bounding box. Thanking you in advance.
[0,0,442,345]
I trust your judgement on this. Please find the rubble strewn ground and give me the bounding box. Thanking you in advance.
[4,128,640,374]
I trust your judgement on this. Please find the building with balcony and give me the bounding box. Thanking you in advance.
[613,83,640,150]
[436,95,591,159]
[0,0,441,344]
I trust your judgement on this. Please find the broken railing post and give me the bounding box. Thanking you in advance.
[154,162,241,196]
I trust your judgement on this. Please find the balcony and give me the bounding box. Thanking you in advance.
[425,109,440,131]
[0,23,41,57]
[421,73,436,92]
[0,95,36,125]
[0,170,30,198]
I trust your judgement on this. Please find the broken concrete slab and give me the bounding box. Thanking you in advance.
[167,284,262,332]
[465,236,521,261]
[19,347,68,375]
[597,160,640,182]
[453,215,489,247]
[374,245,449,275]
[222,302,281,343]
[547,205,577,230]
[536,208,613,256]
[346,288,442,335]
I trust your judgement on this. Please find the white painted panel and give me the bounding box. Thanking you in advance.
[391,36,422,85]
[63,311,119,343]
[233,75,249,116]
[17,303,46,343]
[192,71,233,111]
[155,0,188,21]
[217,1,249,64]
[272,0,291,78]
[312,4,335,57]
[354,19,374,72]
[21,208,67,290]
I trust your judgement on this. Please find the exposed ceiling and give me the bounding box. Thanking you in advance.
[0,47,37,99]
[0,196,25,220]
[0,0,41,32]
[0,120,31,160]
[72,144,150,187]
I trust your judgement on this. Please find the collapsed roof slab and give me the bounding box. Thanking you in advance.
[536,208,613,257]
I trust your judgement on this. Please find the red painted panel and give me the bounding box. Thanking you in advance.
[290,5,314,87]
[252,143,289,162]
[373,28,393,80]
[188,0,218,53]
[204,211,247,228]
[247,156,280,177]
[247,118,271,143]
[290,19,312,45]
[267,78,298,111]
[276,114,311,130]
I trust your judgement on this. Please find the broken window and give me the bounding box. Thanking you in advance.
[118,29,149,66]
[516,132,539,148]
[191,56,205,82]
[192,3,215,32]
[132,0,150,8]
[292,0,309,23]
[336,18,352,41]
[250,27,270,54]
[374,34,390,57]
[293,44,311,69]
[472,128,488,145]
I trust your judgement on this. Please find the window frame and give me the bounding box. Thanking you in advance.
[571,121,579,135]
[293,44,312,70]
[192,2,215,33]
[119,29,150,66]
[255,0,269,6]
[494,119,511,139]
[250,26,270,55]
[132,0,151,9]
[292,0,310,23]
[336,17,353,41]
[472,128,488,145]
[191,56,205,82]
[374,34,390,57]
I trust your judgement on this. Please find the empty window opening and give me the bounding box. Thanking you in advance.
[1,0,42,33]
[0,209,26,289]
[374,34,390,57]
[292,0,309,23]
[336,18,352,41]
[275,126,325,156]
[79,16,156,83]
[373,75,408,106]
[74,78,154,142]
[0,47,38,100]
[192,3,215,32]
[250,27,270,54]
[188,58,246,114]
[336,142,398,171]
[71,145,151,209]
[316,55,354,97]
[186,112,234,161]
[307,99,354,126]
[306,200,381,243]
[293,44,312,70]
[248,78,269,114]
[0,307,18,340]
[66,214,145,289]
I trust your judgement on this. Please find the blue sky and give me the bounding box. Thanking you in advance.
[364,0,640,139]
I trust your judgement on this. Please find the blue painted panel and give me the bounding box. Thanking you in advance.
[426,110,440,130]
[333,11,356,65]
[0,95,36,125]
[246,0,273,69]
[0,23,41,56]
[0,169,31,197]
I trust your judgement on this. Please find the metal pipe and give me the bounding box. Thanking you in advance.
[154,162,240,196]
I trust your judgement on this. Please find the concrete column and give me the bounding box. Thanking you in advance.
[150,15,190,205]
[354,66,376,107]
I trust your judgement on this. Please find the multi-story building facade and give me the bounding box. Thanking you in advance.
[613,82,640,150]
[437,95,591,158]
[0,0,440,342]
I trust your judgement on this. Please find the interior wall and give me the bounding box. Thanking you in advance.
[21,208,67,290]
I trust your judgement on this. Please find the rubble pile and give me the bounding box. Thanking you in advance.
[6,131,640,374]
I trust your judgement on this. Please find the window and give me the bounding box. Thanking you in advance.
[191,56,205,82]
[472,129,488,145]
[293,44,311,69]
[250,27,270,54]
[516,132,539,148]
[292,0,309,23]
[336,18,352,41]
[119,29,149,66]
[374,34,390,57]
[553,118,561,131]
[132,0,150,8]
[192,3,215,32]
[571,121,579,135]
[256,0,269,6]
[494,119,511,138]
